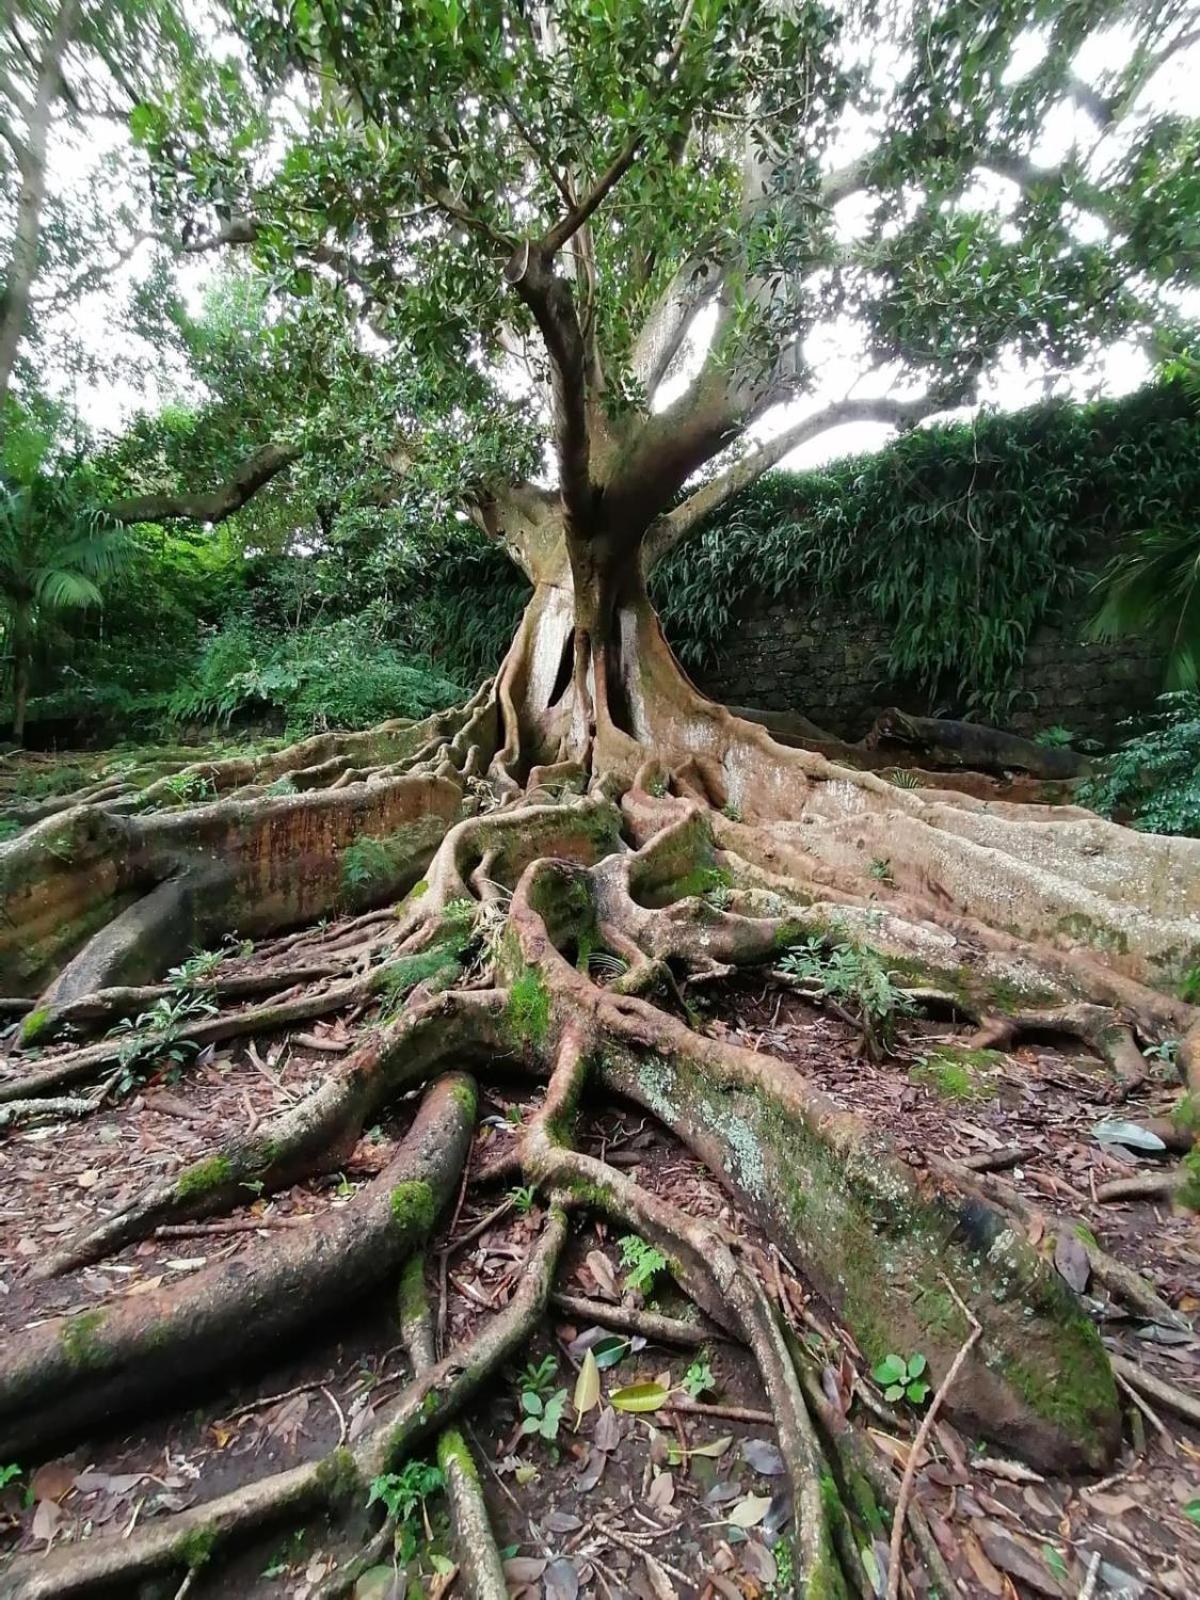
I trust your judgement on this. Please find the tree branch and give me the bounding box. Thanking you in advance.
[645,393,935,566]
[505,244,593,525]
[541,0,696,256]
[110,443,302,526]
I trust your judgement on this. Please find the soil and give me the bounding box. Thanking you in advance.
[2,944,1196,1600]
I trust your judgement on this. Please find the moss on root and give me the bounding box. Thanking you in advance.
[437,1427,480,1483]
[18,1006,51,1044]
[622,1049,1120,1469]
[315,1446,363,1505]
[174,1155,233,1200]
[390,1180,436,1234]
[506,966,551,1046]
[172,1524,218,1571]
[60,1308,106,1370]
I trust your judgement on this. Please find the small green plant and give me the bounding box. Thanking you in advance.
[682,1358,715,1398]
[871,1352,930,1405]
[884,768,921,788]
[107,990,218,1091]
[769,1537,795,1596]
[507,1185,538,1215]
[519,1386,568,1444]
[167,949,223,989]
[518,1355,559,1399]
[721,801,743,822]
[0,1463,21,1490]
[0,819,20,843]
[366,1459,445,1562]
[868,856,895,885]
[1034,725,1076,748]
[1180,966,1200,1004]
[1179,1149,1200,1211]
[163,770,214,803]
[779,934,915,1059]
[618,1233,668,1295]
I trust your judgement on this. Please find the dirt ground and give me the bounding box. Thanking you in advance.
[1,952,1197,1600]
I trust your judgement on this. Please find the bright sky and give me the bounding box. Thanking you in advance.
[29,11,1200,480]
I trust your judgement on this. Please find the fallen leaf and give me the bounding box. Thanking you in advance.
[688,1434,733,1460]
[741,1438,786,1476]
[31,1500,63,1543]
[502,1557,548,1585]
[353,1566,406,1600]
[585,1250,618,1299]
[980,1532,1065,1597]
[593,1406,622,1453]
[961,1530,1004,1596]
[1092,1120,1166,1152]
[544,1511,583,1534]
[545,1557,580,1600]
[1052,1232,1090,1294]
[647,1469,675,1508]
[75,1169,100,1189]
[728,1492,773,1528]
[72,1471,147,1496]
[574,1349,600,1424]
[610,1381,669,1414]
[30,1463,76,1503]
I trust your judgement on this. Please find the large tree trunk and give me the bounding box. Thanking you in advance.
[1,506,1198,1600]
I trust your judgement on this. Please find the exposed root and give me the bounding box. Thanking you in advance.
[36,988,509,1276]
[1110,1354,1200,1428]
[0,1208,567,1600]
[4,620,1198,1596]
[400,1258,509,1600]
[0,1072,477,1457]
[944,1160,1189,1329]
[550,1291,726,1349]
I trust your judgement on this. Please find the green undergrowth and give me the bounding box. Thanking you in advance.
[910,1045,1005,1100]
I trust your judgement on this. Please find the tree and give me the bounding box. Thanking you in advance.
[0,0,202,416]
[2,4,1199,1595]
[0,404,127,739]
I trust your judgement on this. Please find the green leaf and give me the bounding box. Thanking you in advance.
[906,1353,927,1378]
[885,1383,905,1402]
[1042,1545,1069,1583]
[906,1380,930,1404]
[872,1354,907,1387]
[574,1350,600,1423]
[609,1381,671,1414]
[521,1392,543,1416]
[1184,1499,1200,1526]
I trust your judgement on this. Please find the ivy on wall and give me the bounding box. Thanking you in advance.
[651,380,1200,718]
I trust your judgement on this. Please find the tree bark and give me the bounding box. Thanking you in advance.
[0,0,81,414]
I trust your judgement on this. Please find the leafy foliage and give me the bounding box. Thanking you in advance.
[366,1459,444,1563]
[654,382,1200,718]
[618,1234,668,1295]
[167,617,466,734]
[779,934,915,1058]
[1078,693,1200,838]
[871,1352,930,1407]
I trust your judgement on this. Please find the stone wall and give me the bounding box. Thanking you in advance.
[689,590,1165,745]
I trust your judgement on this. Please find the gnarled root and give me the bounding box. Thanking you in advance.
[0,1072,477,1458]
[0,1210,567,1600]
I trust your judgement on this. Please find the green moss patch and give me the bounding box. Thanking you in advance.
[910,1045,1005,1100]
[175,1155,233,1199]
[506,966,551,1046]
[390,1180,436,1233]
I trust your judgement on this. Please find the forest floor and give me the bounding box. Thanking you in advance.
[1,916,1197,1600]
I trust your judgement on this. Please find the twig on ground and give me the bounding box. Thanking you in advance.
[1111,1355,1200,1428]
[886,1278,982,1600]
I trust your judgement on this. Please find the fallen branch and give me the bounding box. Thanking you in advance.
[1110,1354,1200,1428]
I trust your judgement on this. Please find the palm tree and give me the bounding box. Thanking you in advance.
[0,480,128,742]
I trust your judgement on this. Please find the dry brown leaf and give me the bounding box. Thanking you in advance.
[961,1529,1004,1596]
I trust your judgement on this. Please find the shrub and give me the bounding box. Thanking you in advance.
[1078,693,1200,838]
